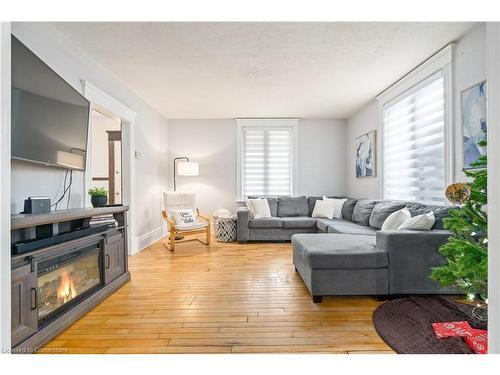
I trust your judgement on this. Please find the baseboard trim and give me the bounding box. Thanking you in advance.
[132,225,168,255]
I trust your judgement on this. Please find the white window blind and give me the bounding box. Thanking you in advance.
[383,71,447,204]
[241,126,294,197]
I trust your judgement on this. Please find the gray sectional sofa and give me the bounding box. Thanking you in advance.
[237,196,460,302]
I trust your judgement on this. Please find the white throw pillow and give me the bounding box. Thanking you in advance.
[381,207,411,230]
[245,199,255,218]
[322,196,348,219]
[312,199,335,219]
[246,198,271,219]
[173,209,197,226]
[397,211,436,231]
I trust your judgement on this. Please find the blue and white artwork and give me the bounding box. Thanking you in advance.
[462,81,487,169]
[355,130,376,178]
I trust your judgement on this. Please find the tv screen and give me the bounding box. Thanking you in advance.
[11,35,90,171]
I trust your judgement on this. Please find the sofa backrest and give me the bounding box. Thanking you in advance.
[238,196,456,230]
[405,202,457,230]
[277,196,309,217]
[368,200,407,229]
[341,198,358,221]
[247,196,278,217]
[361,199,457,230]
[352,199,379,226]
[306,196,346,216]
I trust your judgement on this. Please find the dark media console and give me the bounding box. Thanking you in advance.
[10,206,130,352]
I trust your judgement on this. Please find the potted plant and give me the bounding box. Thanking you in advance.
[88,187,108,207]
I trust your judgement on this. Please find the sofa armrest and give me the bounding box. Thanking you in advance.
[237,207,250,243]
[376,230,455,294]
[377,229,451,252]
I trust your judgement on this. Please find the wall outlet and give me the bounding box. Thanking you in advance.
[135,150,143,160]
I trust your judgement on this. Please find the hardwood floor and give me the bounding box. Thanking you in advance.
[42,233,394,354]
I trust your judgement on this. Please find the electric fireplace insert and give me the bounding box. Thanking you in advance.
[36,244,103,326]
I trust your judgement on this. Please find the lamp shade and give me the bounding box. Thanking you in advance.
[177,161,199,176]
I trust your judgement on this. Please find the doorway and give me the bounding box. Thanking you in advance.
[90,110,122,205]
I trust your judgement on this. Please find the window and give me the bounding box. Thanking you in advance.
[383,71,447,204]
[237,119,298,198]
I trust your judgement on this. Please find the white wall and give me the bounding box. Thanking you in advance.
[486,22,500,354]
[297,119,347,196]
[454,23,487,182]
[0,21,12,352]
[167,119,347,216]
[346,100,381,198]
[10,23,169,246]
[168,119,237,216]
[346,24,486,199]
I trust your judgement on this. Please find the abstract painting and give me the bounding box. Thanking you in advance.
[462,81,487,169]
[355,130,376,178]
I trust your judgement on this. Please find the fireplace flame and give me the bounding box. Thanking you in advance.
[57,270,77,303]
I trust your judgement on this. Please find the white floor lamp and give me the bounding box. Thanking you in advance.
[173,157,199,191]
[172,157,199,239]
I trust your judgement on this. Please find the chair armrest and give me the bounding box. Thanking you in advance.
[196,209,210,222]
[237,207,250,243]
[162,211,176,231]
[376,229,453,294]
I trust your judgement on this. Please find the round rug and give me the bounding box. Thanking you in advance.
[372,296,487,354]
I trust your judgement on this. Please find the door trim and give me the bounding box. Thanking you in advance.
[82,81,137,255]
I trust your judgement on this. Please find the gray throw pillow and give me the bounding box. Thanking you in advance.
[248,196,278,217]
[369,200,407,229]
[307,196,322,216]
[406,202,457,230]
[352,199,379,226]
[341,198,358,221]
[277,196,309,217]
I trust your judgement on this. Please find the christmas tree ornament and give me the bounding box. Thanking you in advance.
[445,183,471,205]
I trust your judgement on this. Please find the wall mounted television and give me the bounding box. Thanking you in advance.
[11,35,90,171]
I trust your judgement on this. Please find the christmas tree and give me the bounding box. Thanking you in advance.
[431,138,488,300]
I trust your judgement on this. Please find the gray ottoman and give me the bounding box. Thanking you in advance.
[292,234,389,302]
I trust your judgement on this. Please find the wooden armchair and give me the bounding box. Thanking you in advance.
[162,192,210,252]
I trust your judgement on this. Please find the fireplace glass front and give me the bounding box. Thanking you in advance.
[37,250,101,325]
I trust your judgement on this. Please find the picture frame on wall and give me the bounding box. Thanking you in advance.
[461,80,487,170]
[355,130,376,178]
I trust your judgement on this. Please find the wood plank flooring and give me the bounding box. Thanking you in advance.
[42,233,393,354]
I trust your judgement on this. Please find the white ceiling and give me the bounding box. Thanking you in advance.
[53,22,476,119]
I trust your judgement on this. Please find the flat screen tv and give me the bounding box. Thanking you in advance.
[11,35,90,171]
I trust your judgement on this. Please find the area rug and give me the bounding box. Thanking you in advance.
[372,296,487,354]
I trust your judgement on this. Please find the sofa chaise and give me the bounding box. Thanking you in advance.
[237,196,460,302]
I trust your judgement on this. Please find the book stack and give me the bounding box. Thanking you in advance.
[89,214,118,228]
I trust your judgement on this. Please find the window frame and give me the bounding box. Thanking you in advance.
[236,118,299,200]
[376,44,454,204]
